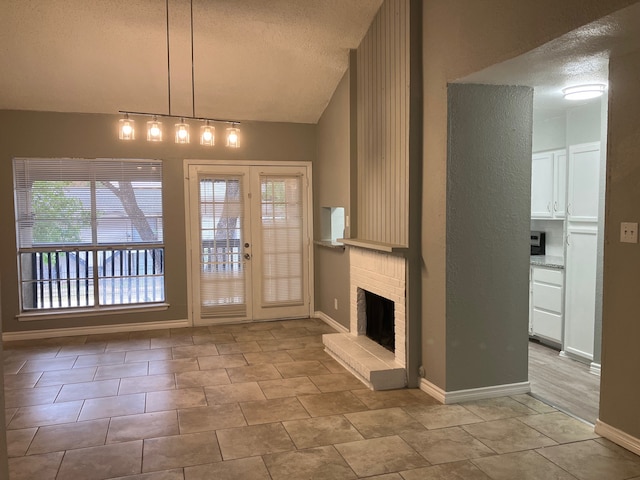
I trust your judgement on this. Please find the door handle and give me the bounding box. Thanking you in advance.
[244,253,251,260]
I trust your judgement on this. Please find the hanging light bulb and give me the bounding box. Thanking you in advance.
[226,125,240,148]
[175,119,190,144]
[118,114,135,140]
[200,121,215,146]
[147,116,163,142]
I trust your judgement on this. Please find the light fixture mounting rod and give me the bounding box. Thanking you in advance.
[190,0,196,119]
[166,0,172,116]
[118,111,241,125]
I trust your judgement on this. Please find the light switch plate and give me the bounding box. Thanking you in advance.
[620,222,638,243]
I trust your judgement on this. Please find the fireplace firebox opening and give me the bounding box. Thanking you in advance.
[363,289,395,353]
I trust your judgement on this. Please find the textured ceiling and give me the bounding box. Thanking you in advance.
[0,0,383,123]
[457,2,640,115]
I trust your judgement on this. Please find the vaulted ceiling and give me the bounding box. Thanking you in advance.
[0,0,383,124]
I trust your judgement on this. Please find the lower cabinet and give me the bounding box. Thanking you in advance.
[530,266,564,344]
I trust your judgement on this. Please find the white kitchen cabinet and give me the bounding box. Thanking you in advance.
[563,227,598,361]
[530,265,564,344]
[567,142,600,222]
[531,149,566,219]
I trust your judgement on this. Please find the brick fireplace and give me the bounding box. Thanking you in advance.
[323,244,407,390]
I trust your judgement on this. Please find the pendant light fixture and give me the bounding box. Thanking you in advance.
[118,0,241,147]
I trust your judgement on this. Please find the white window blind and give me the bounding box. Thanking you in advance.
[13,158,164,311]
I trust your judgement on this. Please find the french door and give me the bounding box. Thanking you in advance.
[187,164,311,324]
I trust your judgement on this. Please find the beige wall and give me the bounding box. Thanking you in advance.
[599,48,640,438]
[314,70,352,327]
[0,110,315,333]
[421,0,638,390]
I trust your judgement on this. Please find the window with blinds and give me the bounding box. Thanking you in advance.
[13,158,165,312]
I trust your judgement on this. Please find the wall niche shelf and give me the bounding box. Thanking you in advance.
[339,238,408,254]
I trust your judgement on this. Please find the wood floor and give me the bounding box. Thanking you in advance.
[528,340,600,424]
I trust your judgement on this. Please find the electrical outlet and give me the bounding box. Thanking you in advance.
[334,298,338,310]
[621,222,638,243]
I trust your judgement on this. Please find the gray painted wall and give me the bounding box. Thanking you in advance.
[446,83,533,391]
[0,280,8,479]
[0,110,316,333]
[314,70,352,328]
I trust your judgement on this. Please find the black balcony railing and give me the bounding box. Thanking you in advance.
[20,248,165,310]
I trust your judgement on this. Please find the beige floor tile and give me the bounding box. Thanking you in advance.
[226,363,282,383]
[270,327,314,339]
[232,331,276,342]
[171,344,219,358]
[258,335,324,352]
[197,354,247,370]
[321,358,350,373]
[274,360,331,378]
[57,440,143,480]
[74,351,126,368]
[511,394,557,413]
[335,435,429,477]
[217,341,263,355]
[400,426,495,464]
[3,372,42,390]
[462,418,557,454]
[352,388,438,409]
[461,396,539,421]
[283,415,364,449]
[243,350,294,365]
[472,450,577,479]
[204,382,266,404]
[193,332,235,344]
[8,400,83,429]
[95,362,149,380]
[264,445,357,480]
[106,338,152,352]
[178,404,247,433]
[107,411,179,443]
[28,418,110,454]
[125,348,172,363]
[345,407,427,438]
[537,439,640,480]
[6,428,37,457]
[240,396,310,425]
[56,378,120,402]
[149,358,200,375]
[309,372,367,392]
[8,451,64,480]
[403,404,484,430]
[286,347,333,362]
[217,423,295,460]
[5,407,18,425]
[401,460,492,479]
[36,366,97,386]
[518,412,599,443]
[111,468,185,480]
[129,329,170,340]
[175,369,230,389]
[146,387,207,412]
[119,374,176,395]
[79,392,146,421]
[170,327,211,337]
[4,385,61,408]
[184,457,270,480]
[594,437,640,463]
[150,336,194,349]
[85,332,131,344]
[3,360,27,375]
[298,391,369,417]
[56,342,107,357]
[258,376,321,399]
[143,431,221,472]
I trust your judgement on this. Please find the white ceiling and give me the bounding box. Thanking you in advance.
[457,2,640,115]
[0,0,383,124]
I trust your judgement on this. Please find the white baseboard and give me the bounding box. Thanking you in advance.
[2,319,191,342]
[595,420,640,456]
[314,311,349,333]
[590,362,602,376]
[420,378,531,405]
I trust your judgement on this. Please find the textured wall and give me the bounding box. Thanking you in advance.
[446,84,533,391]
[314,70,352,328]
[599,48,640,439]
[0,110,316,333]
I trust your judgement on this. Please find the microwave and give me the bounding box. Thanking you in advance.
[530,231,546,256]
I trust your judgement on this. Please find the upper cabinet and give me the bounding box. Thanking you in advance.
[567,142,601,222]
[531,149,566,219]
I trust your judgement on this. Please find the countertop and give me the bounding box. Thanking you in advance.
[530,255,564,269]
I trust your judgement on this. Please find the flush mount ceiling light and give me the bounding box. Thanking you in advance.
[562,84,606,101]
[118,0,241,146]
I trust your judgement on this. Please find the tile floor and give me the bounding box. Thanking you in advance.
[3,317,640,480]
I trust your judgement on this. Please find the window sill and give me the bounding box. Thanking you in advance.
[17,303,170,322]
